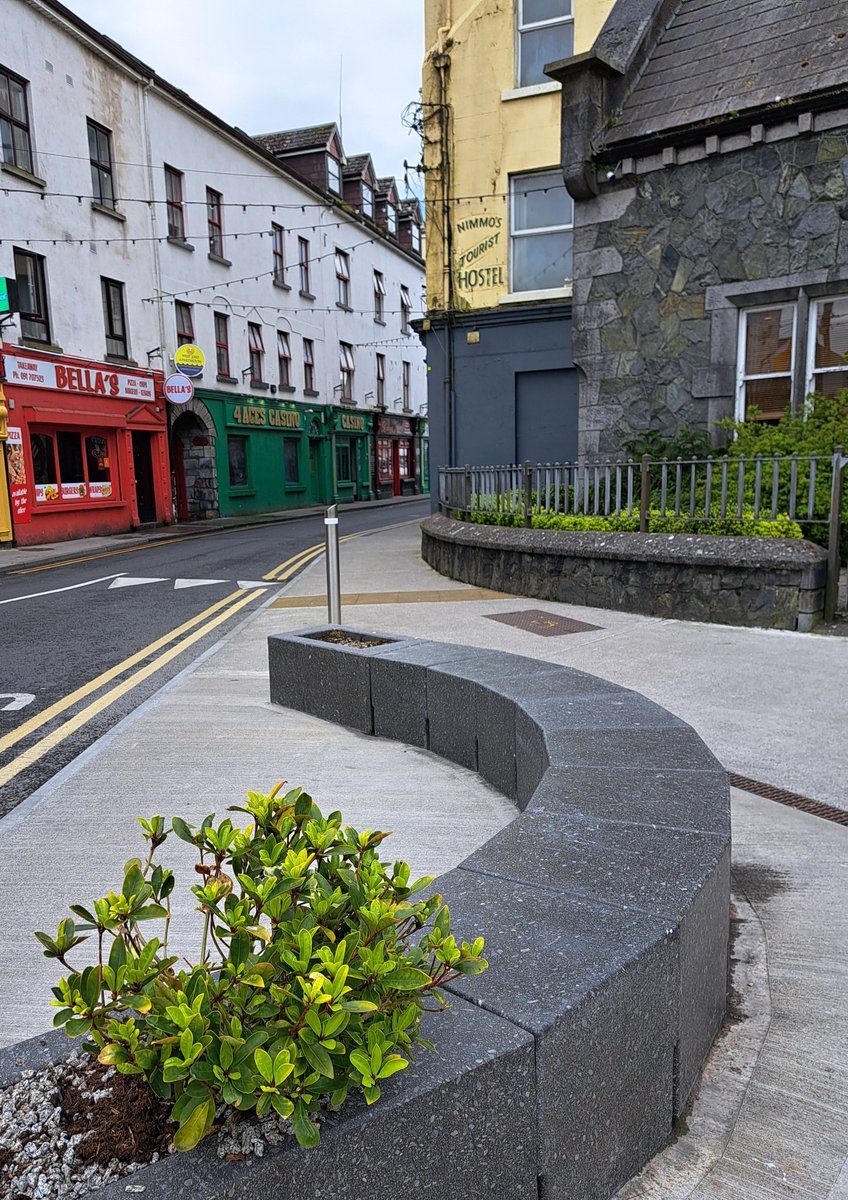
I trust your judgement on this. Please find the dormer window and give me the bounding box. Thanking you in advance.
[411,222,421,253]
[327,154,341,194]
[361,182,374,218]
[387,203,397,235]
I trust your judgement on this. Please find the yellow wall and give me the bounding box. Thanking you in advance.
[423,0,613,314]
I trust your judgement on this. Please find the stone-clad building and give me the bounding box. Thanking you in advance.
[548,0,848,454]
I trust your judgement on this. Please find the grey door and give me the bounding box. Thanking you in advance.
[515,369,578,463]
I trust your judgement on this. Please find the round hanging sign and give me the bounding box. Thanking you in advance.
[174,344,206,378]
[163,374,194,405]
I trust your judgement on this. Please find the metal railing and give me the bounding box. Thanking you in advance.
[438,450,847,618]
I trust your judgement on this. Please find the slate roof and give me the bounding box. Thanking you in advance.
[606,0,848,146]
[254,123,338,155]
[343,154,373,177]
[376,177,399,197]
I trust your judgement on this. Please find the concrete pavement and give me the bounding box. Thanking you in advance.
[1,518,846,1199]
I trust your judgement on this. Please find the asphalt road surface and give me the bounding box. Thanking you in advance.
[0,500,428,816]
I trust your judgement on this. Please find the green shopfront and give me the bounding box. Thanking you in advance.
[331,408,374,504]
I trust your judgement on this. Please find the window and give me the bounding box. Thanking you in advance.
[398,441,412,478]
[808,297,848,397]
[339,342,355,403]
[227,435,248,488]
[327,154,341,194]
[30,429,115,502]
[374,270,386,322]
[377,438,392,480]
[336,438,352,482]
[101,277,128,358]
[0,66,34,174]
[277,330,291,386]
[87,120,115,209]
[402,360,411,411]
[303,338,315,391]
[298,237,311,295]
[13,248,50,343]
[207,188,224,258]
[215,312,231,377]
[411,222,421,254]
[248,322,264,384]
[400,285,411,333]
[272,223,286,285]
[361,182,374,218]
[175,301,194,347]
[335,250,351,308]
[164,166,185,240]
[376,353,386,407]
[510,169,573,292]
[283,437,300,485]
[517,0,573,87]
[387,203,397,235]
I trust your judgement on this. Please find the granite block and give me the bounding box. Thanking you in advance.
[520,716,724,775]
[426,663,518,796]
[366,639,487,748]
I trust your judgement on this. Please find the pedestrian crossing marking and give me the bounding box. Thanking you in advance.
[105,576,270,592]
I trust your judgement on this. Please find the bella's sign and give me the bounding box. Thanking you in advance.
[3,354,155,401]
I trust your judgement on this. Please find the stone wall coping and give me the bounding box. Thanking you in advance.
[424,513,828,570]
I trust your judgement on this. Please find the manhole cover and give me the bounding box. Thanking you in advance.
[483,609,602,637]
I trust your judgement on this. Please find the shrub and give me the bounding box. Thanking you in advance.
[468,509,803,539]
[35,784,487,1151]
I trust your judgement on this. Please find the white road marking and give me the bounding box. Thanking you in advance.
[0,573,127,605]
[0,693,36,712]
[108,576,169,589]
[237,581,271,590]
[174,578,229,589]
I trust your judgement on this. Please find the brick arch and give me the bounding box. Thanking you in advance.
[171,396,219,521]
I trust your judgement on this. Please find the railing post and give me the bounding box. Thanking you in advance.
[824,445,846,622]
[463,464,471,519]
[324,504,341,625]
[523,460,533,528]
[639,454,651,533]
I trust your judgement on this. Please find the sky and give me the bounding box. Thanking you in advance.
[67,0,426,198]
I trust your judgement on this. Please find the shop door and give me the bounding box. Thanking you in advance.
[391,442,401,497]
[132,432,156,524]
[309,439,322,502]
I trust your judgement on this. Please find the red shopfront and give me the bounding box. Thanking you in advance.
[373,414,418,498]
[2,347,170,546]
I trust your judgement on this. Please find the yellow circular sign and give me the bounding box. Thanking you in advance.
[174,344,206,377]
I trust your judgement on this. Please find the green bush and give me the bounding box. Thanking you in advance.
[35,785,487,1151]
[469,509,803,539]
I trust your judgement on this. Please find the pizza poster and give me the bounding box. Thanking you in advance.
[5,428,31,524]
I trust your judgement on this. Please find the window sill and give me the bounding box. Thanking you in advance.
[217,374,238,384]
[303,389,320,398]
[273,280,291,291]
[250,380,270,391]
[2,162,47,189]
[228,487,256,496]
[284,483,306,493]
[104,354,138,367]
[501,81,561,103]
[299,291,316,301]
[92,201,126,222]
[208,252,232,267]
[16,337,63,354]
[498,285,572,305]
[336,302,353,312]
[277,384,297,394]
[373,318,387,326]
[167,236,195,252]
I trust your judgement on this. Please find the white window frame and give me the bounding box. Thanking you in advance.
[376,352,385,406]
[509,168,573,294]
[327,154,341,194]
[373,269,386,322]
[402,360,411,411]
[277,330,291,387]
[805,295,848,398]
[387,203,397,235]
[361,182,374,218]
[339,342,355,402]
[400,285,411,333]
[335,249,351,308]
[517,0,573,89]
[248,321,265,384]
[735,303,798,422]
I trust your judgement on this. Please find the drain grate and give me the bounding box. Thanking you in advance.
[727,773,848,826]
[484,609,602,637]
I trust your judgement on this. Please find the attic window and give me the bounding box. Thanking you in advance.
[328,154,341,194]
[387,202,397,235]
[361,181,374,218]
[518,0,573,88]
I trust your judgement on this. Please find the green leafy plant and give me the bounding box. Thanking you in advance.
[35,785,487,1152]
[468,508,803,538]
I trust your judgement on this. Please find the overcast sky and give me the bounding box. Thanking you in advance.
[68,0,426,197]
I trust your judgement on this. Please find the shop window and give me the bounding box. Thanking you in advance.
[808,297,848,397]
[272,223,286,285]
[361,181,374,218]
[402,360,411,411]
[165,165,185,240]
[215,312,231,377]
[228,435,248,487]
[398,441,412,478]
[336,438,352,483]
[85,435,111,483]
[339,342,355,403]
[517,0,573,88]
[374,270,386,322]
[284,437,300,485]
[303,338,315,391]
[298,237,311,295]
[376,353,386,407]
[400,285,411,333]
[377,437,392,480]
[277,330,291,386]
[248,322,265,384]
[207,187,224,258]
[336,250,351,308]
[0,65,34,174]
[30,432,57,485]
[175,301,194,347]
[101,277,129,358]
[87,119,115,209]
[13,248,51,343]
[510,169,573,293]
[30,428,114,502]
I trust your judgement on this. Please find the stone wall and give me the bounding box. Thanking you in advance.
[572,124,848,454]
[421,515,829,630]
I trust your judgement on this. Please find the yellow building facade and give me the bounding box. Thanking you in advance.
[419,0,615,480]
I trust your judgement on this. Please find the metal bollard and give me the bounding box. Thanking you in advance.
[324,504,341,624]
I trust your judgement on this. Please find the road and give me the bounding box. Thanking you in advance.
[0,501,429,817]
